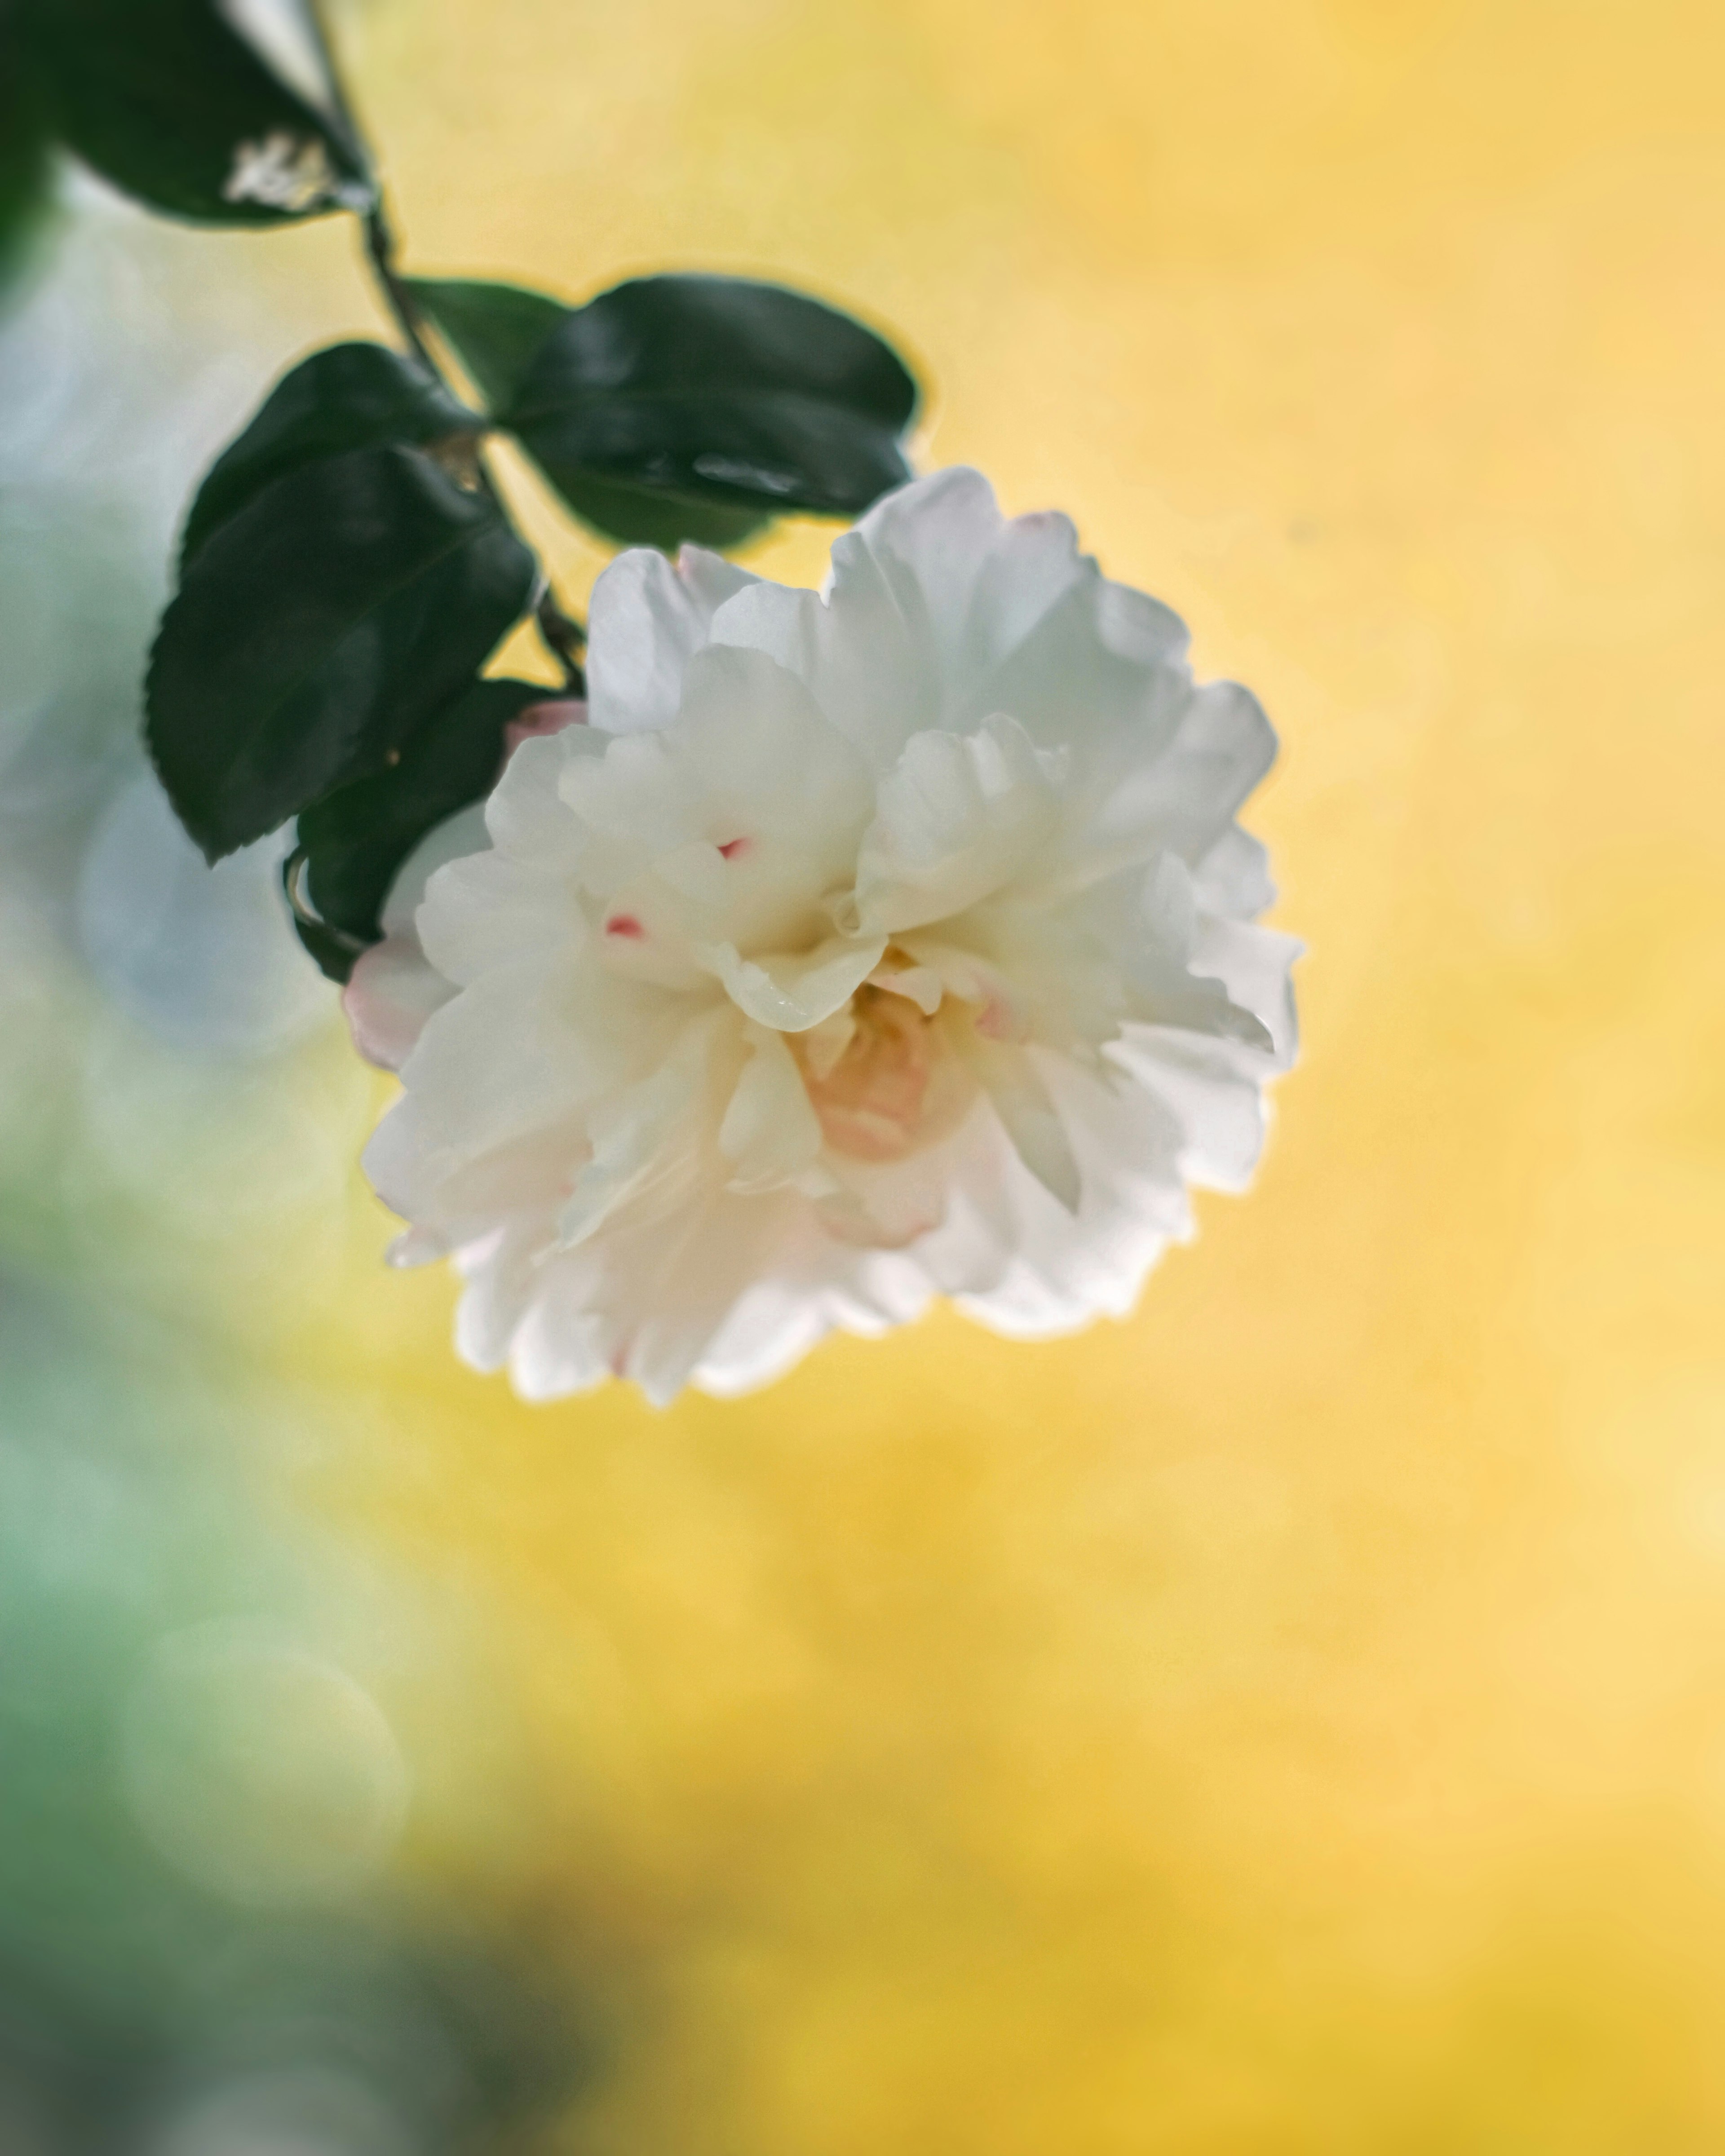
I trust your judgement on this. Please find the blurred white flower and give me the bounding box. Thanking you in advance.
[348,469,1299,1403]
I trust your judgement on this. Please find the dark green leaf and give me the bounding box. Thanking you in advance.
[540,476,770,554]
[410,273,919,550]
[403,278,568,417]
[293,675,547,980]
[282,855,363,982]
[147,446,536,863]
[24,0,373,227]
[181,341,481,570]
[0,4,53,291]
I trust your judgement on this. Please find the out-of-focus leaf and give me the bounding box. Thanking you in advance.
[404,276,568,417]
[180,341,481,570]
[280,863,362,982]
[24,0,374,227]
[292,675,547,980]
[527,473,770,554]
[408,272,920,550]
[147,446,536,862]
[0,2,53,290]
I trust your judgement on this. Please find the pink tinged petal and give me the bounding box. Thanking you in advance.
[586,545,757,734]
[341,936,455,1071]
[589,877,714,992]
[718,1022,823,1193]
[704,932,886,1033]
[651,840,730,907]
[677,541,759,613]
[799,1007,857,1081]
[417,850,583,987]
[962,1034,1082,1212]
[854,714,1065,936]
[672,644,875,848]
[895,937,1032,1043]
[814,1179,945,1251]
[563,645,873,948]
[867,961,943,1016]
[793,987,974,1166]
[807,1097,991,1249]
[504,698,586,758]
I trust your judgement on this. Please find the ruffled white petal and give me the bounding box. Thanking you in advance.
[340,800,491,1071]
[854,715,1064,935]
[351,466,1299,1404]
[417,849,582,988]
[555,1010,729,1249]
[487,727,603,868]
[707,933,886,1032]
[963,1036,1082,1211]
[586,544,758,734]
[1191,822,1276,919]
[719,1022,824,1192]
[562,644,872,950]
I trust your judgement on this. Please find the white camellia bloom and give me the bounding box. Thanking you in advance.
[344,469,1299,1404]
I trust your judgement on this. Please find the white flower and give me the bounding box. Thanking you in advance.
[345,469,1299,1404]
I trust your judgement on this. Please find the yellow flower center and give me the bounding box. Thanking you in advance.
[791,982,974,1164]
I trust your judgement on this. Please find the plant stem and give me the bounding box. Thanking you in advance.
[361,203,587,693]
[336,52,586,693]
[361,205,439,376]
[532,588,588,685]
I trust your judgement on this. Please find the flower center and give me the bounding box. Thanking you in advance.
[791,982,973,1164]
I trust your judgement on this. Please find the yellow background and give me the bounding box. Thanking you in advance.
[263,0,1725,2145]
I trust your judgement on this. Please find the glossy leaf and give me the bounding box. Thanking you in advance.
[283,860,363,982]
[404,278,567,417]
[147,446,536,862]
[24,0,373,227]
[408,273,919,549]
[293,676,547,980]
[531,476,769,555]
[180,341,481,570]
